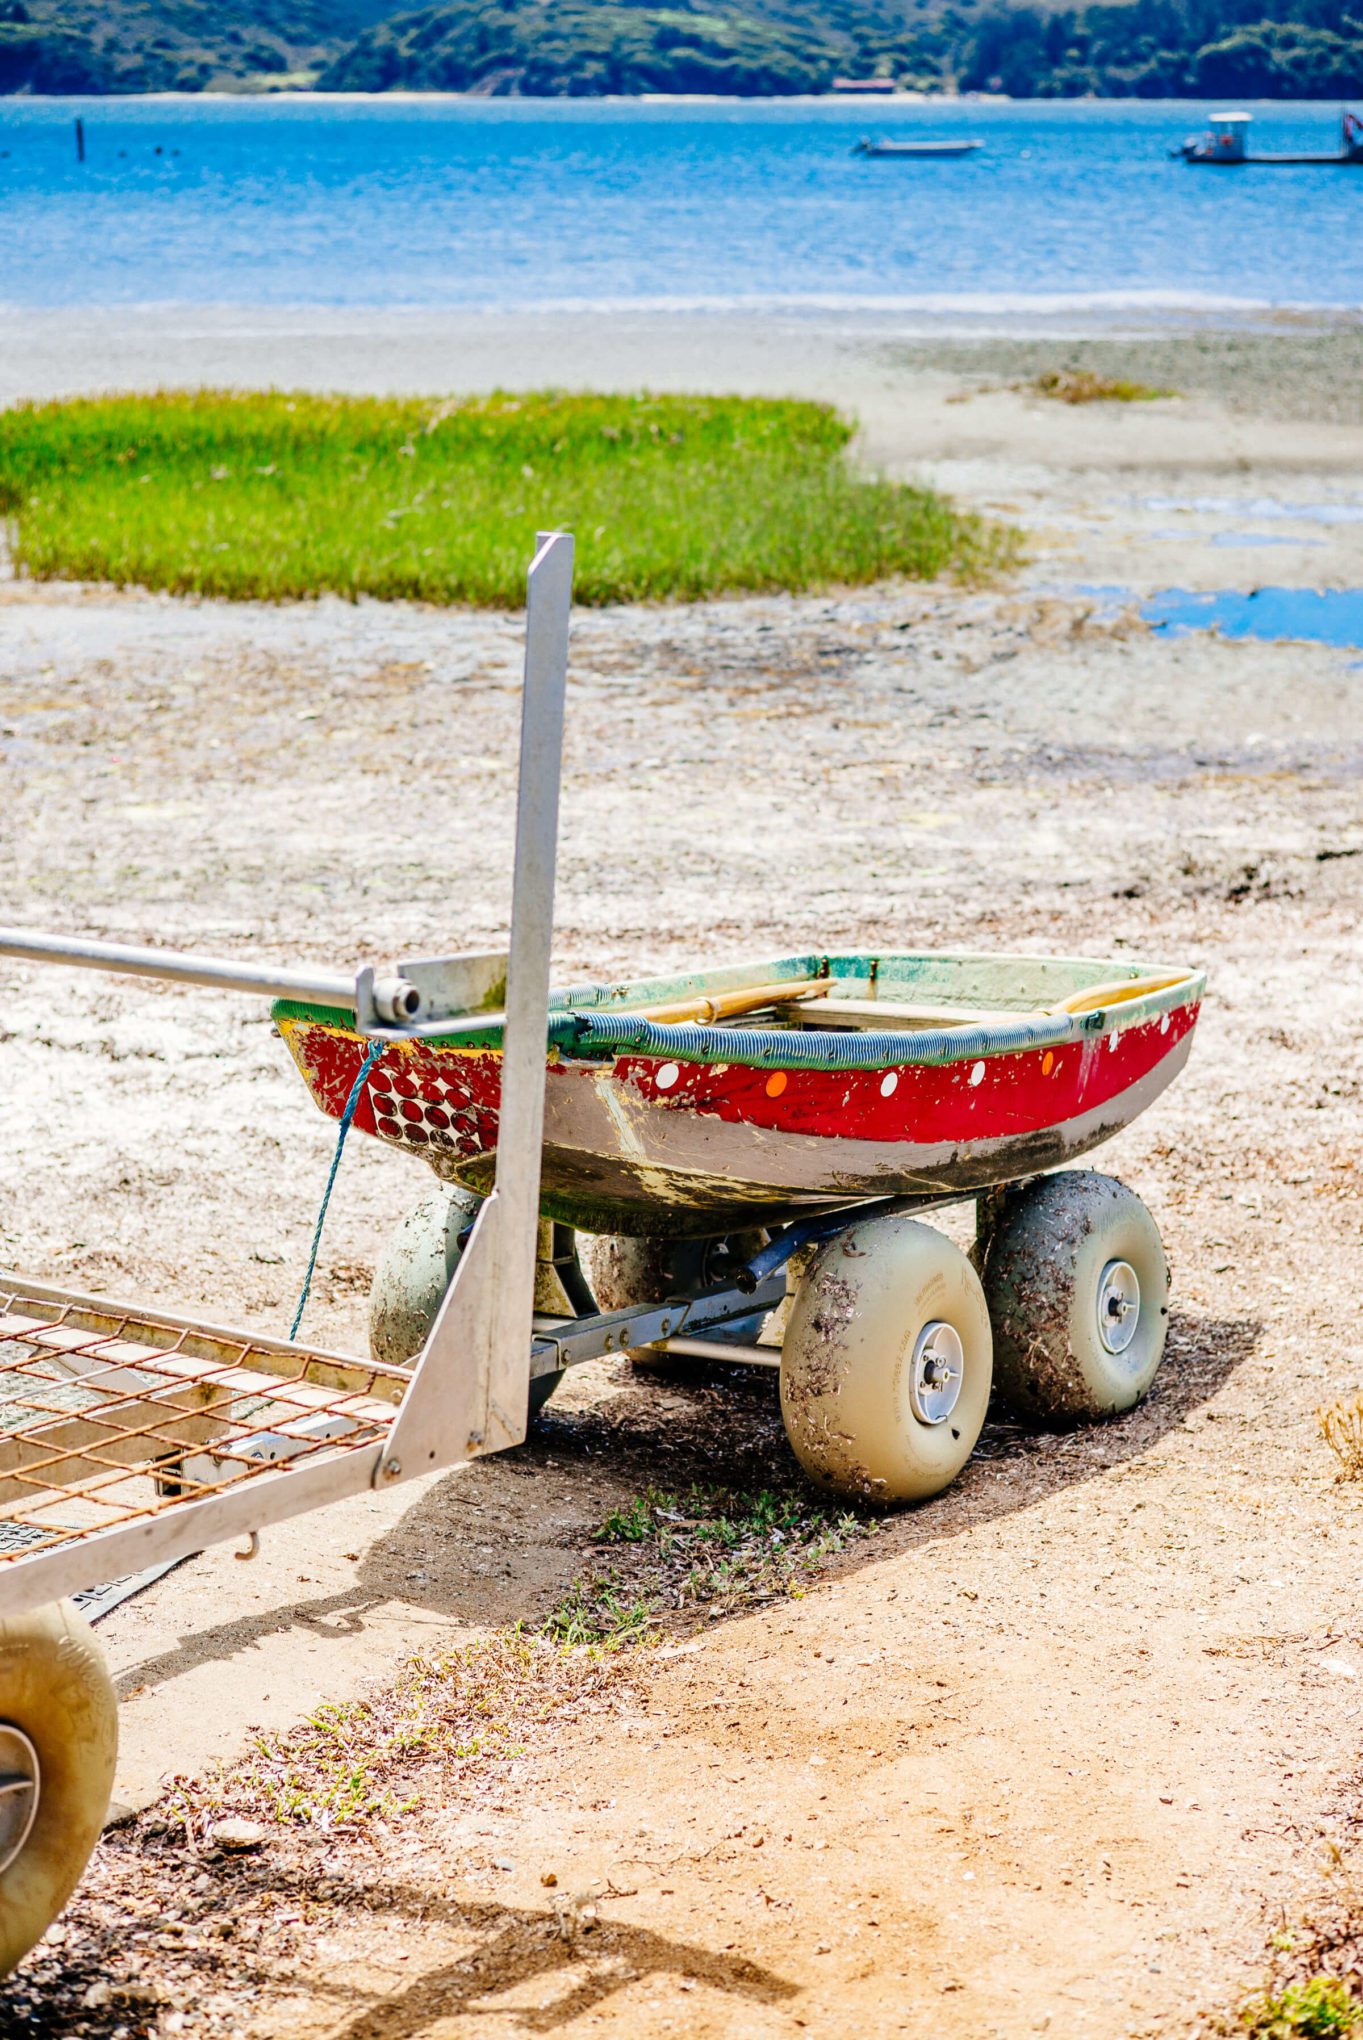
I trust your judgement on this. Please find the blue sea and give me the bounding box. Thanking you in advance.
[0,95,1356,317]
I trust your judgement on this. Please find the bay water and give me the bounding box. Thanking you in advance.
[0,95,1356,316]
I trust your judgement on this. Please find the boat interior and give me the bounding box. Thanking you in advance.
[553,952,1201,1040]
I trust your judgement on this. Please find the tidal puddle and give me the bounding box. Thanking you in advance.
[1206,533,1324,550]
[1147,531,1325,549]
[1142,587,1363,648]
[1144,495,1363,527]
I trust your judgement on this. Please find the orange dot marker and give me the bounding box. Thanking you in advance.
[1042,1051,1055,1076]
[765,1070,788,1098]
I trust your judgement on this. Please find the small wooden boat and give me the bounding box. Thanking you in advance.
[278,949,1203,1236]
[853,136,982,159]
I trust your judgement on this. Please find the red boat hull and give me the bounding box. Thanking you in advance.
[279,997,1199,1235]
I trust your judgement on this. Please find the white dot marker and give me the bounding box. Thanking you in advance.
[655,1062,680,1091]
[969,1061,985,1087]
[880,1071,899,1098]
[1160,1014,1170,1034]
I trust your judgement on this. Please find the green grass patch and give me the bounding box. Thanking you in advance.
[0,388,1011,607]
[541,1483,877,1646]
[1022,369,1179,406]
[1240,1978,1363,2038]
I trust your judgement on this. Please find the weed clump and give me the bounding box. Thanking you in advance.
[1320,1401,1363,1481]
[1023,369,1178,405]
[0,388,1013,606]
[1240,1977,1363,2038]
[162,1629,627,1836]
[541,1483,876,1647]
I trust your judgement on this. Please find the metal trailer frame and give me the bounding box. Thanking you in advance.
[0,530,920,1622]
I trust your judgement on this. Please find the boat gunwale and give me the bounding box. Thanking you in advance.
[273,950,1205,1077]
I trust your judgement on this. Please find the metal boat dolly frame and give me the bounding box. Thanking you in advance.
[0,532,852,1623]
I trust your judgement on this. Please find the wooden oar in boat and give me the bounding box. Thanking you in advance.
[1054,971,1195,1016]
[626,978,834,1026]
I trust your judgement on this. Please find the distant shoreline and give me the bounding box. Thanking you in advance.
[2,88,1361,104]
[3,298,1360,360]
[9,0,1359,107]
[1,304,1359,426]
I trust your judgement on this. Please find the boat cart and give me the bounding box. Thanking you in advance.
[0,531,1203,1971]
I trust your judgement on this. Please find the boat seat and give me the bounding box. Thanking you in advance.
[773,996,1041,1032]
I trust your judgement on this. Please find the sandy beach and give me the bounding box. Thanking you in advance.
[1,309,1361,2037]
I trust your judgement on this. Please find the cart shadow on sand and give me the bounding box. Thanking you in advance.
[216,1869,801,2036]
[110,1302,1261,1707]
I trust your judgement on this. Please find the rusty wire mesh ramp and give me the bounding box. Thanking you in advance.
[0,1275,412,1615]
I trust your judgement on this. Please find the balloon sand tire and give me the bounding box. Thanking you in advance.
[780,1216,993,1504]
[980,1170,1170,1427]
[0,1601,118,1977]
[369,1187,571,1418]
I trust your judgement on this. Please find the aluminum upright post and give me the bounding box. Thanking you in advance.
[375,531,574,1481]
[483,530,573,1432]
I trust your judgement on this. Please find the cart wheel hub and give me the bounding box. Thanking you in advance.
[909,1320,964,1425]
[0,1725,40,1877]
[1097,1259,1141,1355]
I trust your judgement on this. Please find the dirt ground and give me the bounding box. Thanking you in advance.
[1,332,1362,2038]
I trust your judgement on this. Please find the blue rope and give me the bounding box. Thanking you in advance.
[289,1038,387,1342]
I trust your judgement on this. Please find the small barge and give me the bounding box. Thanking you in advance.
[854,136,982,159]
[1174,108,1363,165]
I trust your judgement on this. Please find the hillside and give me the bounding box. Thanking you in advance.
[319,0,1363,97]
[0,0,933,95]
[318,0,844,98]
[0,0,398,93]
[0,0,1360,95]
[961,0,1363,96]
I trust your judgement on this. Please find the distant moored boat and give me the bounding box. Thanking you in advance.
[853,136,983,159]
[1173,108,1363,165]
